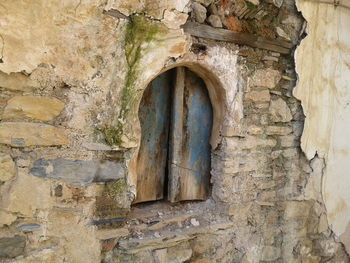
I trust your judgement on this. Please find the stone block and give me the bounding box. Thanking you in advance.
[0,235,26,258]
[0,153,16,181]
[247,126,263,135]
[82,142,112,151]
[0,211,17,227]
[266,126,293,135]
[194,0,214,6]
[153,248,167,263]
[192,2,207,23]
[245,90,270,102]
[302,256,321,263]
[258,190,277,202]
[250,68,281,89]
[225,136,277,151]
[0,72,32,91]
[254,102,270,109]
[271,150,283,159]
[276,27,291,40]
[260,246,281,261]
[96,228,129,240]
[16,158,31,167]
[280,135,297,147]
[0,122,69,147]
[190,234,218,255]
[30,158,124,186]
[283,148,299,158]
[2,96,65,121]
[256,180,276,190]
[167,242,192,263]
[1,169,53,216]
[163,10,188,29]
[269,98,293,122]
[207,15,222,28]
[18,224,41,233]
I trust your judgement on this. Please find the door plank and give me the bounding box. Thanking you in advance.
[169,68,212,202]
[134,71,173,204]
[168,67,186,202]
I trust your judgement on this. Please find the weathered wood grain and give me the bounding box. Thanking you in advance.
[182,22,293,54]
[134,71,173,204]
[169,68,212,202]
[168,67,186,202]
[103,9,129,20]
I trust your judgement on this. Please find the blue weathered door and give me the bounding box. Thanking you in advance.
[134,71,173,203]
[168,67,212,202]
[135,67,212,203]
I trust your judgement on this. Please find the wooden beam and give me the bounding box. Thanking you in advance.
[182,22,293,54]
[168,67,186,202]
[103,9,129,20]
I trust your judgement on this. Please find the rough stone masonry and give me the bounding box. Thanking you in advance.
[0,0,349,262]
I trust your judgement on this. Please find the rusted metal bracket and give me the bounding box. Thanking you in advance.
[182,21,294,54]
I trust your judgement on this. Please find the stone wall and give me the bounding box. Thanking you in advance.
[0,0,348,262]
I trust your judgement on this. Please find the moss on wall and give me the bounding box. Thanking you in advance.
[95,178,131,220]
[102,179,128,200]
[102,15,167,147]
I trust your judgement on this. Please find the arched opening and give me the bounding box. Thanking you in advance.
[133,67,213,204]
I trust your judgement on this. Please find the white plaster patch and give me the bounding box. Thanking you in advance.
[204,46,243,125]
[295,0,350,253]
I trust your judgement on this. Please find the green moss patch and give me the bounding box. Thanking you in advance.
[103,15,167,147]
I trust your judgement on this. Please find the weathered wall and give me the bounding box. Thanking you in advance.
[0,0,349,262]
[294,0,350,254]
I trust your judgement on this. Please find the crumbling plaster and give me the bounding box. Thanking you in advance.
[295,0,350,253]
[1,0,349,261]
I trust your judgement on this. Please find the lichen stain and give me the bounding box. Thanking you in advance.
[169,42,186,55]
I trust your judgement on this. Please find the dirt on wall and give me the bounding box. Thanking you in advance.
[0,0,348,262]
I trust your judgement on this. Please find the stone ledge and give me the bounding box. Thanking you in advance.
[0,235,26,258]
[30,158,124,186]
[0,122,69,147]
[2,96,65,121]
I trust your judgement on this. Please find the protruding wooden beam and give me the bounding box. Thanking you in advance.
[182,21,293,54]
[103,9,130,20]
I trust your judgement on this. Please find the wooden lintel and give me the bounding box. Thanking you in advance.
[103,9,130,20]
[182,22,293,55]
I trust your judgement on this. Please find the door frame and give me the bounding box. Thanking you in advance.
[128,62,227,202]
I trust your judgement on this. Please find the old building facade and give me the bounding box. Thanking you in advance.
[0,0,349,262]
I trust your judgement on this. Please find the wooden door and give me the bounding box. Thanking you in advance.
[135,67,212,204]
[168,67,213,202]
[134,71,173,204]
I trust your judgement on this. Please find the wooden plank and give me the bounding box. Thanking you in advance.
[168,67,186,202]
[103,9,129,20]
[134,71,173,204]
[178,69,212,201]
[182,21,293,54]
[169,68,212,202]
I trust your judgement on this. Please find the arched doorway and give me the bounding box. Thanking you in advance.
[134,67,213,204]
